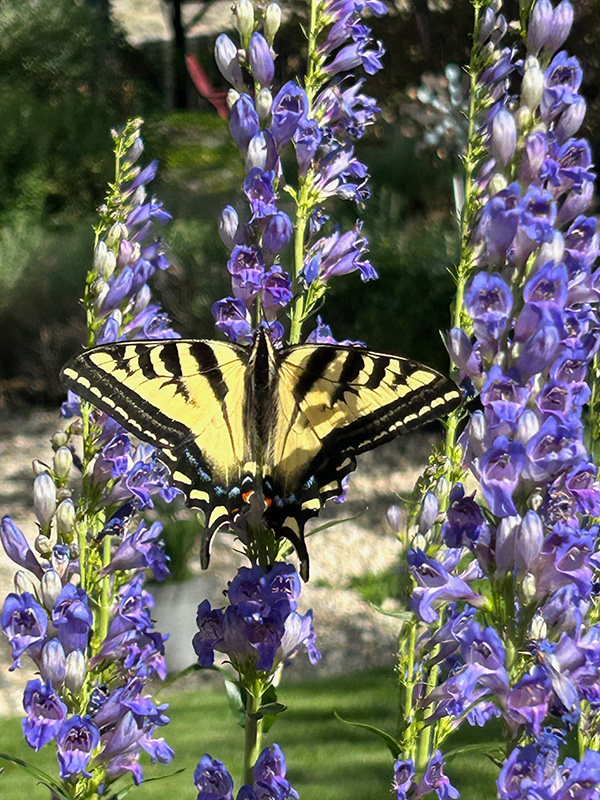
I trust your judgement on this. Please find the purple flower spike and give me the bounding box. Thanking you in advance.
[52,585,93,654]
[248,33,275,88]
[479,435,526,517]
[193,754,234,800]
[230,95,260,152]
[0,516,44,579]
[269,82,308,150]
[22,679,67,751]
[1,592,48,669]
[56,715,100,779]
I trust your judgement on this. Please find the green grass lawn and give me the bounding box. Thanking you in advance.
[0,668,499,799]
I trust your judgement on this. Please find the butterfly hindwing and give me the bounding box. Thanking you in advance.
[61,339,256,556]
[264,344,462,571]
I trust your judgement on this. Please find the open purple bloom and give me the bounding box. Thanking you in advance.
[56,715,100,779]
[193,600,224,668]
[465,272,513,344]
[408,550,484,623]
[193,754,234,800]
[415,751,459,800]
[22,679,67,751]
[393,759,415,800]
[479,435,526,517]
[52,584,93,654]
[212,297,253,344]
[441,484,488,548]
[100,520,170,581]
[269,82,308,150]
[541,51,583,121]
[1,591,48,668]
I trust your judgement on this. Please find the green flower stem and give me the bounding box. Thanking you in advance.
[243,684,264,786]
[98,534,112,646]
[398,620,418,760]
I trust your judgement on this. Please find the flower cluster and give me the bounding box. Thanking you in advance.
[212,0,385,345]
[194,744,298,800]
[393,751,459,800]
[0,121,176,793]
[193,562,320,675]
[390,0,600,794]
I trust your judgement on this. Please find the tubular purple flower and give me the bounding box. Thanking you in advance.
[393,759,415,800]
[1,592,47,668]
[269,82,308,149]
[193,600,224,668]
[555,95,586,141]
[261,268,293,318]
[22,679,67,751]
[214,34,245,90]
[294,119,323,176]
[465,272,513,344]
[193,754,234,800]
[527,0,554,55]
[219,206,245,250]
[545,1,574,56]
[248,33,275,88]
[52,585,93,654]
[56,715,100,779]
[230,95,260,152]
[479,435,526,517]
[541,52,583,121]
[261,212,293,256]
[100,520,170,581]
[212,297,253,343]
[0,516,44,579]
[41,638,67,687]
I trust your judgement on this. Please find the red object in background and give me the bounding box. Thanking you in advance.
[186,54,229,118]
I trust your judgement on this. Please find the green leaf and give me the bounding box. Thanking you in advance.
[248,702,287,720]
[0,753,69,798]
[104,769,187,800]
[305,510,367,538]
[222,675,246,727]
[442,742,504,763]
[333,714,401,759]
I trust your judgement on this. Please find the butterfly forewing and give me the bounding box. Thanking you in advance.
[61,339,254,525]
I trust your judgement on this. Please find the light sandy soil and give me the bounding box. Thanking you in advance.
[0,409,435,716]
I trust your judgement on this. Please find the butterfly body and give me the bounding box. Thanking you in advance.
[62,328,461,578]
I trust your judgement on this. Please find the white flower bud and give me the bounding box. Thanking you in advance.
[41,639,66,687]
[234,0,254,41]
[34,534,53,557]
[488,173,508,196]
[51,431,69,450]
[521,572,537,602]
[64,650,86,694]
[68,418,83,437]
[227,88,241,109]
[530,614,547,640]
[133,284,151,316]
[491,109,517,166]
[14,569,39,597]
[56,499,76,537]
[516,409,540,443]
[34,472,57,528]
[93,239,108,273]
[32,459,50,476]
[418,492,439,534]
[106,222,128,247]
[521,59,544,110]
[53,446,73,481]
[412,533,427,551]
[265,3,282,44]
[515,107,532,132]
[93,279,110,311]
[535,230,565,268]
[256,87,273,120]
[41,569,63,610]
[103,249,117,280]
[387,504,401,531]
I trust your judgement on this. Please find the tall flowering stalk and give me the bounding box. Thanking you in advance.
[0,120,178,797]
[191,0,389,792]
[388,0,600,797]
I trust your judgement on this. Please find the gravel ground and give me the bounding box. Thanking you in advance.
[0,408,435,716]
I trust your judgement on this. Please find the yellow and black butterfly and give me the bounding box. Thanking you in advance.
[61,329,461,579]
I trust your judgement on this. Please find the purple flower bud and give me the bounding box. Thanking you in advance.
[262,212,293,255]
[22,679,67,751]
[269,81,308,150]
[555,95,586,141]
[100,267,134,315]
[193,754,234,800]
[491,109,517,166]
[229,94,260,152]
[248,33,275,87]
[41,638,66,686]
[33,472,56,528]
[515,511,544,573]
[219,206,244,250]
[214,34,244,90]
[527,0,553,54]
[97,315,121,344]
[448,327,473,373]
[545,1,574,55]
[1,516,43,579]
[495,515,520,574]
[57,715,100,779]
[418,492,438,534]
[478,6,496,44]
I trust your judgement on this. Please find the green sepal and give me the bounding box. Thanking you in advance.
[0,753,70,798]
[333,714,401,759]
